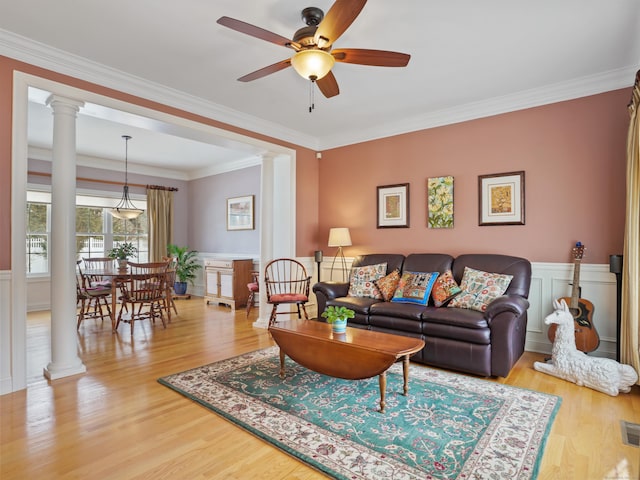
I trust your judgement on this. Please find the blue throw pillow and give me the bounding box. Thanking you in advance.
[391,271,439,305]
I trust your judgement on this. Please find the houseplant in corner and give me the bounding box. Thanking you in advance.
[321,305,355,333]
[167,244,202,295]
[107,242,137,269]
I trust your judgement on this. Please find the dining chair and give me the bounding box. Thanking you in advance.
[76,260,112,329]
[162,256,179,316]
[264,258,311,326]
[82,257,115,288]
[246,270,259,318]
[116,261,170,332]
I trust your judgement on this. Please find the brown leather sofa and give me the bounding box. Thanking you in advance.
[313,253,532,377]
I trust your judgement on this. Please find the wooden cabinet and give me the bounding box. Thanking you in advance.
[204,258,253,311]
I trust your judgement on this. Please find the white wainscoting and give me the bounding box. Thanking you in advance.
[1,270,13,394]
[319,259,618,359]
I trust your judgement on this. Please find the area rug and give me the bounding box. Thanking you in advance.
[158,347,560,479]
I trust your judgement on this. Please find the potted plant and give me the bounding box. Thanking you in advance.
[167,244,202,295]
[107,242,137,269]
[321,305,355,333]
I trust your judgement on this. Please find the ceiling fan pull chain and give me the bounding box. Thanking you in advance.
[309,79,315,113]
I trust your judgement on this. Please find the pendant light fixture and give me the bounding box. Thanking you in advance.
[108,135,144,220]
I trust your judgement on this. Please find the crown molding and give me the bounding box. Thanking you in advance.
[187,156,262,180]
[318,66,637,150]
[27,146,191,180]
[0,29,320,151]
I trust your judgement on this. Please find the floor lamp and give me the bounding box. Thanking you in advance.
[328,227,352,282]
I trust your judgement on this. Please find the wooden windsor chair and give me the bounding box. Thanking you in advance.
[264,258,311,327]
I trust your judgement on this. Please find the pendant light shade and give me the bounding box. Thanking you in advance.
[109,135,144,220]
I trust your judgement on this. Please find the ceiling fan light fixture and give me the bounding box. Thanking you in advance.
[291,49,335,81]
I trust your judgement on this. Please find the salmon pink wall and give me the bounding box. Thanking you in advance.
[0,55,319,269]
[319,90,630,264]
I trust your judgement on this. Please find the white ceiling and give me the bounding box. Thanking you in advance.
[1,1,639,179]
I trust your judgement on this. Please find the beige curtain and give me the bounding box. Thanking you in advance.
[621,70,640,383]
[147,187,174,262]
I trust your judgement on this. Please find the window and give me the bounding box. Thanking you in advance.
[26,202,49,274]
[26,190,148,274]
[76,206,106,258]
[113,213,149,263]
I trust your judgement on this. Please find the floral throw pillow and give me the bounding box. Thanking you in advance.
[431,269,462,307]
[391,271,439,305]
[373,269,401,302]
[347,263,387,299]
[448,266,513,312]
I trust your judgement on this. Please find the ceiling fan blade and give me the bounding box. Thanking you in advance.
[332,48,410,67]
[316,71,340,98]
[217,16,300,50]
[238,59,292,82]
[314,0,367,49]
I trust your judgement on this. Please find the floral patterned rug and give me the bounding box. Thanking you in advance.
[158,347,560,479]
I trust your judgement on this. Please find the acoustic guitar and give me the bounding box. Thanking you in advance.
[547,242,600,353]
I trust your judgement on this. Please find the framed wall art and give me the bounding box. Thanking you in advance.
[427,176,454,229]
[227,195,255,230]
[478,171,525,226]
[377,183,410,228]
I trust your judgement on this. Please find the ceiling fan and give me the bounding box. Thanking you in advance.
[217,0,411,100]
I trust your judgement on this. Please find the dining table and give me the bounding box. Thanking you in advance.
[82,266,173,332]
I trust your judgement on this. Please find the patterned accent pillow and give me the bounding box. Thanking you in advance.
[431,269,462,307]
[347,263,387,299]
[391,271,439,305]
[373,269,401,302]
[448,266,513,312]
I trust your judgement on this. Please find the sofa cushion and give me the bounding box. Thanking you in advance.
[351,254,405,274]
[391,271,439,305]
[374,269,401,301]
[448,266,513,312]
[452,254,531,298]
[370,300,425,320]
[347,263,386,299]
[422,305,489,330]
[431,269,462,307]
[327,296,380,315]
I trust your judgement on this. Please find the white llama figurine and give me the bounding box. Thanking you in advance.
[534,299,638,396]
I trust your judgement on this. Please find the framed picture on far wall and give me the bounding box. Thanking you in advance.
[227,195,254,230]
[377,183,410,228]
[478,171,525,226]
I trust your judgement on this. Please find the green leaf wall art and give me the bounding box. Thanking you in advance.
[427,176,454,229]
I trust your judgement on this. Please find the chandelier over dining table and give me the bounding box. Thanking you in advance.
[108,135,144,220]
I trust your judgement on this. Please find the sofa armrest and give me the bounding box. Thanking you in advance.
[485,295,530,377]
[484,295,529,323]
[312,281,349,315]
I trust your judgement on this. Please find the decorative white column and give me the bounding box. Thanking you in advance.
[43,95,86,380]
[254,153,275,329]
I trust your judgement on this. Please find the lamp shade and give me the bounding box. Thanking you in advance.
[290,49,335,80]
[328,227,352,247]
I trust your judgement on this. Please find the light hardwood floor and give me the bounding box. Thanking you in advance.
[1,299,639,479]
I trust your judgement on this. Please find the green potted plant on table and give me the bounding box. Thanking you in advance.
[321,305,355,333]
[167,244,202,295]
[107,242,137,269]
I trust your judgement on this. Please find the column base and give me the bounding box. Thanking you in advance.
[253,317,269,329]
[43,360,87,380]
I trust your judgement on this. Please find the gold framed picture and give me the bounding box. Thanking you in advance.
[478,171,525,226]
[377,183,409,228]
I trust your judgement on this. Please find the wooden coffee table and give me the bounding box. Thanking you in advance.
[268,320,425,413]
